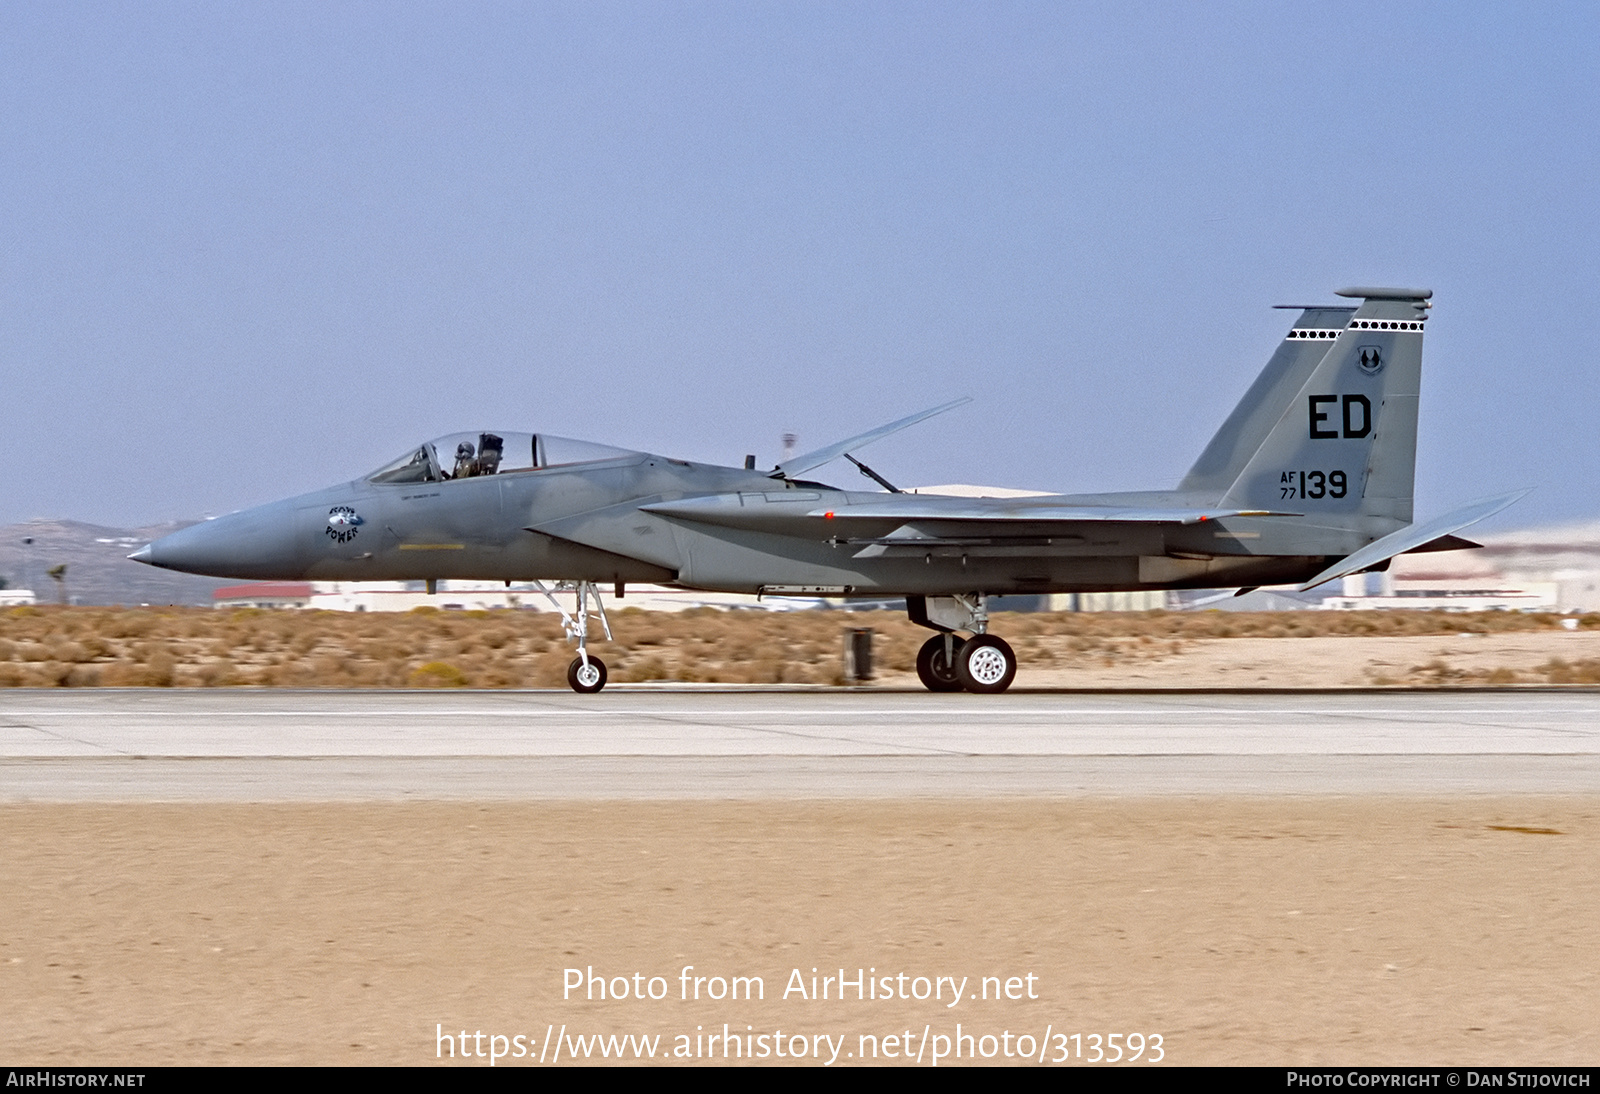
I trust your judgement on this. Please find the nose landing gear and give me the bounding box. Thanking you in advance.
[533,579,612,693]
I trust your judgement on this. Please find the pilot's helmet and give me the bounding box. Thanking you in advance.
[456,442,475,459]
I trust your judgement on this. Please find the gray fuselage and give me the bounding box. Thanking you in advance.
[138,449,1340,597]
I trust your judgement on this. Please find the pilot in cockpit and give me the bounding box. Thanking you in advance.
[476,433,504,475]
[453,442,477,479]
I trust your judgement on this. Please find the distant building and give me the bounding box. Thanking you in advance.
[1051,591,1170,612]
[303,582,524,613]
[1321,585,1557,612]
[0,589,37,607]
[212,582,314,609]
[1320,548,1565,612]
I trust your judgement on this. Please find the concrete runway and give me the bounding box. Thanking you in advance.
[3,687,1599,799]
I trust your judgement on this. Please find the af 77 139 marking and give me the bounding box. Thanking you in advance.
[1282,471,1349,500]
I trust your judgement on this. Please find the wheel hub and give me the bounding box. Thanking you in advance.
[965,646,1010,686]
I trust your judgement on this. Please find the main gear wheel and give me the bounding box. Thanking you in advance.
[915,634,967,692]
[955,635,1017,694]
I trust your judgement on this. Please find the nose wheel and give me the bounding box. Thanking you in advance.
[567,655,607,694]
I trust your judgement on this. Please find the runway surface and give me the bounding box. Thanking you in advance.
[3,687,1599,799]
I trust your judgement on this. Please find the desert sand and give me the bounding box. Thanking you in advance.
[2,798,1595,1066]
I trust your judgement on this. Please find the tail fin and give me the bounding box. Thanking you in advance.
[1180,304,1357,494]
[1189,287,1433,532]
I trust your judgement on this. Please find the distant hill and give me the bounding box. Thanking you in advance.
[0,519,229,606]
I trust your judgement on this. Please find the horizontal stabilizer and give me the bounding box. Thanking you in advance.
[774,398,970,479]
[1296,490,1530,592]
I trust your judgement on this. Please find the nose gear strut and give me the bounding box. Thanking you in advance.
[532,579,612,693]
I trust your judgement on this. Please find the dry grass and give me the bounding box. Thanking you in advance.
[1362,653,1600,687]
[0,604,1588,689]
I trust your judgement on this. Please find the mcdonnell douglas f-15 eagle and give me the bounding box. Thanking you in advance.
[132,287,1523,693]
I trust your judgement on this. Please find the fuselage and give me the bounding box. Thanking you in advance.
[135,441,1350,597]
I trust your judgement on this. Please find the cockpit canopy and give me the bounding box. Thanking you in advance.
[367,431,639,484]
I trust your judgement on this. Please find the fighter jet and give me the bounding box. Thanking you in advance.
[132,286,1523,693]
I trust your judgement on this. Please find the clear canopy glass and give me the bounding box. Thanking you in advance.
[367,432,638,484]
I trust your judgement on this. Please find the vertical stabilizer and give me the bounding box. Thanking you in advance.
[1180,306,1355,493]
[1218,287,1432,531]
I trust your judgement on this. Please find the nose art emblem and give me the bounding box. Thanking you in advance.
[326,505,364,544]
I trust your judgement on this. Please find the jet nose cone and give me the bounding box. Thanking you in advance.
[133,503,305,578]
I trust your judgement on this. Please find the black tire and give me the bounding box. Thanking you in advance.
[956,635,1017,694]
[915,634,967,692]
[567,655,607,694]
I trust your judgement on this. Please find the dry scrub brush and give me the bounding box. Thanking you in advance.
[0,604,1583,688]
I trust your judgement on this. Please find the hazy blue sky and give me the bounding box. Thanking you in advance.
[3,2,1596,531]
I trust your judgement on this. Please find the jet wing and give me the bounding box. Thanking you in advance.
[1296,489,1530,591]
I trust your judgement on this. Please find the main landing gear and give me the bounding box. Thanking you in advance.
[533,579,612,693]
[908,594,1018,694]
